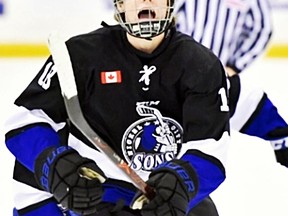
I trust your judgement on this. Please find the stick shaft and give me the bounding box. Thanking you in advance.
[47,32,153,198]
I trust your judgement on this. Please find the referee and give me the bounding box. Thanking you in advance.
[176,0,272,73]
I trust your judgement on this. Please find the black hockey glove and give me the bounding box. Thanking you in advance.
[131,159,198,216]
[34,146,107,215]
[269,127,288,167]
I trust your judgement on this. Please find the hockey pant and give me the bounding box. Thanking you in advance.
[228,73,288,167]
[186,196,219,216]
[13,196,218,216]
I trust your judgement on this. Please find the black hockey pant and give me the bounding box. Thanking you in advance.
[86,196,219,216]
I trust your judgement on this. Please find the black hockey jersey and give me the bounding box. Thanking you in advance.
[5,25,230,212]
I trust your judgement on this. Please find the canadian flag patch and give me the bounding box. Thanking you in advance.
[101,70,122,84]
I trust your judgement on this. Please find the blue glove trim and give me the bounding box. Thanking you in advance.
[38,146,72,191]
[6,125,61,172]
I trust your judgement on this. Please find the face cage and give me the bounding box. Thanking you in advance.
[114,0,175,39]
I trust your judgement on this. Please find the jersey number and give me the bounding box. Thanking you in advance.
[218,87,229,112]
[38,62,57,90]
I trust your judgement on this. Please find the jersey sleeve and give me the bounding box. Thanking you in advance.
[4,56,68,172]
[226,0,272,72]
[179,55,230,209]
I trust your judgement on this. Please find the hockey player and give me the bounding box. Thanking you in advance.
[4,0,230,215]
[176,0,288,214]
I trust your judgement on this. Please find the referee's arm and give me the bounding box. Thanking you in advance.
[227,0,273,73]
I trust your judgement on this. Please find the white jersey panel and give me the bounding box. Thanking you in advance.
[13,180,53,210]
[3,105,66,133]
[230,73,264,130]
[178,132,230,167]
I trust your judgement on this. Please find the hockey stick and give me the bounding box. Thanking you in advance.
[47,32,154,209]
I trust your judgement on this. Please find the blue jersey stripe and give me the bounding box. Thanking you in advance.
[13,200,63,216]
[240,95,288,140]
[181,152,225,211]
[0,2,3,14]
[6,125,61,172]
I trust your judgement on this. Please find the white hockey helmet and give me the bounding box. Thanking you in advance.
[114,0,175,39]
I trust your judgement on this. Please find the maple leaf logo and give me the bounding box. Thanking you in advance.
[101,71,122,84]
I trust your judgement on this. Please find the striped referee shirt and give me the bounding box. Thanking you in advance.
[175,0,273,72]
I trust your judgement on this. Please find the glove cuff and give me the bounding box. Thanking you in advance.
[34,146,75,192]
[150,159,198,199]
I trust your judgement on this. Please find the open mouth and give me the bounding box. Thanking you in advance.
[138,9,156,19]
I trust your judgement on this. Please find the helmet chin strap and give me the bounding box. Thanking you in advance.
[144,25,172,41]
[114,0,175,39]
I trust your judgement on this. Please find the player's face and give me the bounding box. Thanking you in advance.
[117,0,168,23]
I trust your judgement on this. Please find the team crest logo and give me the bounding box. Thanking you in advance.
[122,103,183,172]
